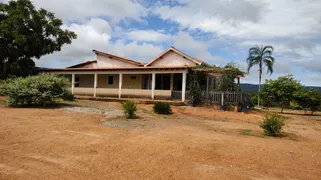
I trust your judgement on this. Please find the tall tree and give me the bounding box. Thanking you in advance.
[0,0,77,78]
[247,45,275,107]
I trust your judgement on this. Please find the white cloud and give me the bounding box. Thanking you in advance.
[125,30,171,42]
[36,18,164,68]
[3,0,148,22]
[172,31,226,65]
[154,0,321,80]
[155,0,321,39]
[106,40,164,61]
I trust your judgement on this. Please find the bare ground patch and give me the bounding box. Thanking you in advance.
[1,100,321,180]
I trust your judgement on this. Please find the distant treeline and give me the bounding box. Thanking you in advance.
[241,83,321,93]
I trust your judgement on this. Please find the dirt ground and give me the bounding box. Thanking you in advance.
[0,98,321,180]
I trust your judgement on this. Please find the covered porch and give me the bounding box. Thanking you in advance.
[52,67,188,102]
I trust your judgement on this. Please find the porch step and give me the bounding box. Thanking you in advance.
[74,96,186,106]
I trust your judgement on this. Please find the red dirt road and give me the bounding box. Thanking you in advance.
[0,101,321,180]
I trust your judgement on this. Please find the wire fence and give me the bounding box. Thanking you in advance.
[172,91,251,105]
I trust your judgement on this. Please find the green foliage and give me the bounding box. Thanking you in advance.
[0,79,7,95]
[62,91,75,101]
[4,74,71,106]
[294,89,321,115]
[153,102,172,115]
[223,103,233,111]
[188,71,201,106]
[259,113,286,136]
[247,45,275,74]
[289,100,302,110]
[261,75,303,112]
[0,0,77,78]
[194,64,218,68]
[219,62,241,92]
[122,101,137,119]
[250,92,276,107]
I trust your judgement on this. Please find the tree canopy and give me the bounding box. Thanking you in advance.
[294,89,321,115]
[261,75,303,113]
[219,62,242,92]
[0,0,77,78]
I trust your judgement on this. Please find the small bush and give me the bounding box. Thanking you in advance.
[62,91,75,101]
[153,102,172,115]
[123,101,137,119]
[4,74,71,107]
[259,113,286,136]
[0,79,7,96]
[223,103,233,111]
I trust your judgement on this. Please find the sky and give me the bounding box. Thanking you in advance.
[2,0,321,86]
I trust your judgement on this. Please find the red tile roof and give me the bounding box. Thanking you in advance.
[93,50,144,66]
[67,60,97,68]
[44,66,190,72]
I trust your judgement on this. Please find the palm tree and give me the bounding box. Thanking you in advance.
[247,45,275,107]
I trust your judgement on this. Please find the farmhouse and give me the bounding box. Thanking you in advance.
[45,46,244,102]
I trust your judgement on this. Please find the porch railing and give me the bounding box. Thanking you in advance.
[172,91,251,105]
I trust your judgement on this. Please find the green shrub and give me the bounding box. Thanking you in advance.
[259,113,286,136]
[4,74,71,107]
[153,102,172,115]
[223,103,233,111]
[188,71,201,106]
[123,101,137,119]
[62,91,75,101]
[0,79,7,96]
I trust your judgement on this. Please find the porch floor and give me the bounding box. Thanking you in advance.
[75,95,186,106]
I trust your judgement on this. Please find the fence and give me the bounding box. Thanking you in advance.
[172,91,251,105]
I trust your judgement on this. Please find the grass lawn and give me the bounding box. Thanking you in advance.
[0,98,320,180]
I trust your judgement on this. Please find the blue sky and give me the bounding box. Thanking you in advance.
[3,0,321,86]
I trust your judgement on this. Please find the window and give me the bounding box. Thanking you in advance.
[108,76,114,85]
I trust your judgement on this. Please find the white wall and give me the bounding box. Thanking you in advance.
[97,54,138,67]
[149,51,197,67]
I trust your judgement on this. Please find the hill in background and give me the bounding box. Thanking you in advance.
[240,83,321,93]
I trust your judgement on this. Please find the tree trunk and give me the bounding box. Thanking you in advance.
[281,107,284,113]
[258,60,262,107]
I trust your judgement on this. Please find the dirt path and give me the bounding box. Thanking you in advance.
[0,100,320,180]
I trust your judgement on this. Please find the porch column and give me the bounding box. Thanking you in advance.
[119,73,122,99]
[71,73,75,95]
[182,71,187,102]
[236,77,240,105]
[94,73,97,97]
[237,77,240,92]
[170,73,174,91]
[206,76,209,93]
[151,72,155,100]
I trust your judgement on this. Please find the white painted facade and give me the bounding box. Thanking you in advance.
[148,51,197,67]
[50,47,209,102]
